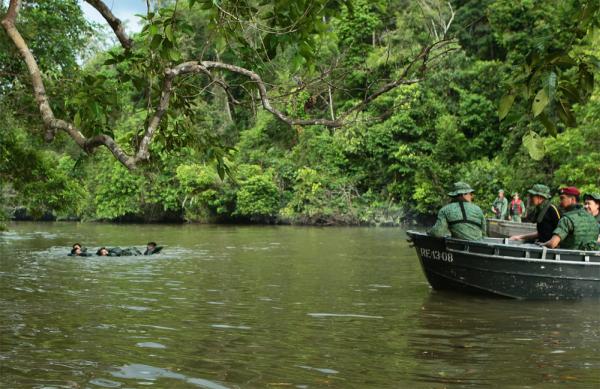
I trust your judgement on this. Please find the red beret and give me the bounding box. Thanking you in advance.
[559,186,580,196]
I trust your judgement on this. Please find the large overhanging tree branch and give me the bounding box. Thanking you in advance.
[2,0,455,170]
[85,0,133,50]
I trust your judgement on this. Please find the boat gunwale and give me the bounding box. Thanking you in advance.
[487,218,535,225]
[423,253,600,280]
[445,247,600,266]
[407,230,600,265]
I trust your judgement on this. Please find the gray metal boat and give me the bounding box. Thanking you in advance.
[407,231,600,299]
[486,218,536,238]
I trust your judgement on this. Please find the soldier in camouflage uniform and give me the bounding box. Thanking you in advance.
[96,247,142,256]
[583,193,600,243]
[429,182,487,241]
[510,184,560,243]
[491,189,508,220]
[542,187,599,250]
[583,193,600,222]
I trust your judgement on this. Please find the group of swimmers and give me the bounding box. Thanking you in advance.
[68,242,162,256]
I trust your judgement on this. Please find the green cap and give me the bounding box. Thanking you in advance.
[498,189,505,193]
[527,184,551,199]
[447,181,475,197]
[583,193,600,202]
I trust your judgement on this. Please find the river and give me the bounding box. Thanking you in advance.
[1,222,598,388]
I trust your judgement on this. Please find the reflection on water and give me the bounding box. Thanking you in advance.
[411,293,600,387]
[110,363,231,389]
[0,222,599,388]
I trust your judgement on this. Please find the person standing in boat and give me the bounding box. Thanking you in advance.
[508,192,525,223]
[583,193,600,223]
[583,192,600,243]
[541,187,599,250]
[429,181,486,240]
[510,184,560,243]
[491,189,508,220]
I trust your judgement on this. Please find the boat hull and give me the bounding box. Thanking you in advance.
[407,231,600,299]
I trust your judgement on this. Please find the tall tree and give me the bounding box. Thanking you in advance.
[1,0,454,170]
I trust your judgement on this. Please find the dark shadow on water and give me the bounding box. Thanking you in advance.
[407,291,600,387]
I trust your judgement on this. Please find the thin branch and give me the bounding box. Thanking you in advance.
[85,0,133,50]
[443,2,455,38]
[209,61,343,126]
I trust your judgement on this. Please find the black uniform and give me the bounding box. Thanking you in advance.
[535,200,561,242]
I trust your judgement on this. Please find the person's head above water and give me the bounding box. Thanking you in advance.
[144,242,161,255]
[70,246,81,255]
[96,247,109,256]
[72,243,81,250]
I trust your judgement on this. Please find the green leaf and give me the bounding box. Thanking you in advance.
[200,0,214,9]
[522,131,545,160]
[580,2,599,26]
[498,94,515,120]
[91,102,101,118]
[165,24,175,43]
[518,83,530,99]
[150,34,163,50]
[526,52,541,67]
[537,112,557,137]
[545,72,557,101]
[132,77,145,90]
[180,22,194,34]
[551,55,577,68]
[588,55,600,70]
[84,75,95,86]
[556,99,577,127]
[531,88,549,117]
[315,20,328,33]
[104,57,118,65]
[74,112,81,128]
[559,83,581,103]
[299,41,313,60]
[545,50,566,63]
[263,34,277,58]
[216,162,225,180]
[168,48,181,62]
[579,68,594,97]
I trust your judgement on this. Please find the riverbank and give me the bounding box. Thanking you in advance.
[4,203,436,227]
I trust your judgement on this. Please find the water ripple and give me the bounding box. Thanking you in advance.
[307,313,384,319]
[136,342,167,349]
[110,363,229,389]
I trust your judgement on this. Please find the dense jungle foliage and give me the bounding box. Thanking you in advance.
[1,0,599,227]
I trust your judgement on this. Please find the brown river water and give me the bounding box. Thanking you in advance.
[1,222,598,388]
